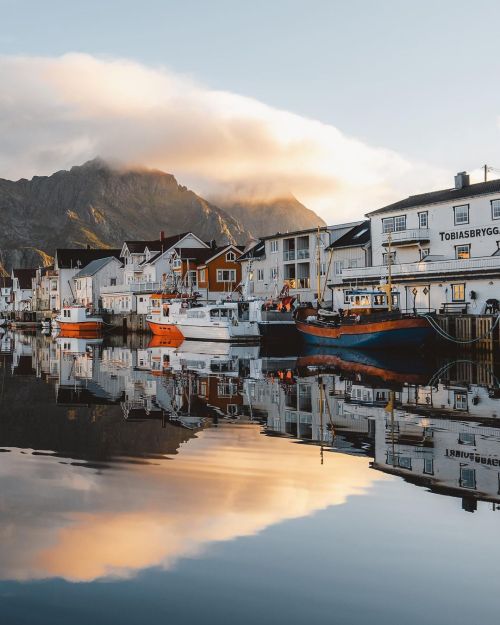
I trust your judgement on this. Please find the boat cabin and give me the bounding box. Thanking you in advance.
[59,305,100,322]
[343,290,400,315]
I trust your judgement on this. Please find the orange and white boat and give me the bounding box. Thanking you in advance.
[55,305,104,335]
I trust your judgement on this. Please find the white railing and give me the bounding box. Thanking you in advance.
[382,228,430,245]
[100,281,162,294]
[341,255,500,281]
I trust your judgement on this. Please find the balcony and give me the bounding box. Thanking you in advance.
[100,281,162,294]
[283,250,296,261]
[297,249,310,260]
[341,255,500,282]
[382,228,430,246]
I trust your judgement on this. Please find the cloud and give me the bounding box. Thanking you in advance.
[0,53,448,221]
[0,425,385,582]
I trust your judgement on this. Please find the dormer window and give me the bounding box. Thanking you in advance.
[173,259,182,269]
[226,251,236,262]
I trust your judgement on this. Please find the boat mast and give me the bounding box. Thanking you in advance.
[316,227,321,307]
[387,231,393,312]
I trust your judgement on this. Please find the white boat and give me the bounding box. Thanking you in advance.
[147,300,260,342]
[55,305,104,335]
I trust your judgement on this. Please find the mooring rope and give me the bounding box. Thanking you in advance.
[420,312,500,345]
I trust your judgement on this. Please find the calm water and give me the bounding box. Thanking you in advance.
[1,330,500,625]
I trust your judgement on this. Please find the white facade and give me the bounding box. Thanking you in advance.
[11,270,35,312]
[0,281,13,313]
[240,223,362,304]
[73,257,123,309]
[101,233,208,314]
[341,173,500,314]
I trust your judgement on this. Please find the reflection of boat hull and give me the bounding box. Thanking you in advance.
[147,320,184,339]
[297,346,433,385]
[258,321,297,339]
[295,316,434,349]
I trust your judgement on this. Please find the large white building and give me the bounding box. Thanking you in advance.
[340,172,500,314]
[239,222,363,304]
[72,256,123,310]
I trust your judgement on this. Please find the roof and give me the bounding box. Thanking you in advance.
[237,240,265,261]
[172,247,218,265]
[1,277,13,288]
[196,245,244,267]
[367,178,500,216]
[327,221,370,250]
[124,232,191,254]
[12,268,37,289]
[56,248,121,269]
[73,256,121,278]
[260,225,329,241]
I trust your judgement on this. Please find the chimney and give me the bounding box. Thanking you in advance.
[160,230,165,241]
[86,244,91,249]
[454,171,470,190]
[210,239,217,249]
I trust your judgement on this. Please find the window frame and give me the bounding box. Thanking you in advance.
[225,251,236,262]
[270,240,279,253]
[453,204,469,226]
[216,269,237,283]
[418,211,428,229]
[455,244,471,260]
[257,269,264,282]
[491,199,500,220]
[451,283,466,302]
[382,215,407,233]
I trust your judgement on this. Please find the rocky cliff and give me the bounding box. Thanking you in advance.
[0,159,325,271]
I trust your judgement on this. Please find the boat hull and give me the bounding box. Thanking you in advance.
[147,320,184,339]
[57,321,103,334]
[295,317,434,349]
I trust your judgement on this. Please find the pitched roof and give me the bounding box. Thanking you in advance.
[367,178,500,216]
[124,232,192,254]
[172,247,218,265]
[56,248,121,269]
[237,240,265,261]
[73,256,121,278]
[196,245,244,267]
[327,221,370,250]
[12,268,37,289]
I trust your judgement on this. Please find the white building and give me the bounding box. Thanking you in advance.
[53,248,121,311]
[239,222,363,304]
[0,277,13,313]
[72,256,123,309]
[101,232,208,314]
[341,172,500,314]
[11,268,36,312]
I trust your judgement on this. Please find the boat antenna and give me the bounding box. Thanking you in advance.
[316,227,322,308]
[387,231,393,312]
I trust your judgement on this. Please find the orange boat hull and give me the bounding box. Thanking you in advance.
[147,320,184,339]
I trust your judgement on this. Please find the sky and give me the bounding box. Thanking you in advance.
[1,0,500,222]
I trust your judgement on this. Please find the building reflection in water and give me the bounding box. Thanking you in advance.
[0,329,500,583]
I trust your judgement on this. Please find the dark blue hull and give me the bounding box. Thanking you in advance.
[299,326,434,349]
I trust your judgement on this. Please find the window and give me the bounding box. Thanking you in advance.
[491,199,500,220]
[459,432,475,445]
[382,215,406,233]
[317,262,326,276]
[423,458,434,475]
[217,269,236,282]
[455,244,470,260]
[383,252,396,265]
[257,269,264,281]
[271,267,278,280]
[270,240,279,253]
[419,248,430,260]
[454,391,468,411]
[454,204,469,225]
[226,251,236,262]
[418,211,428,228]
[349,259,358,269]
[451,283,465,302]
[199,269,206,282]
[460,468,476,489]
[110,278,116,286]
[334,261,343,275]
[173,258,182,269]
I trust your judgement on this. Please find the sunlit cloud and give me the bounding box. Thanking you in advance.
[0,425,386,582]
[0,53,448,221]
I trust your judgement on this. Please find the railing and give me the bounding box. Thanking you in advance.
[382,228,430,245]
[100,281,162,294]
[283,278,310,289]
[283,250,296,261]
[341,255,500,281]
[297,249,310,259]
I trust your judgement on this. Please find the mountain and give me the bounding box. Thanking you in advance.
[218,194,326,238]
[0,159,325,271]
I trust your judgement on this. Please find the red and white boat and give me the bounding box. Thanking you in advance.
[55,305,104,335]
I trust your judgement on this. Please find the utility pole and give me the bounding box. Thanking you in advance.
[484,164,488,182]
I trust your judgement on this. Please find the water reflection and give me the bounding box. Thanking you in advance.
[1,329,500,586]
